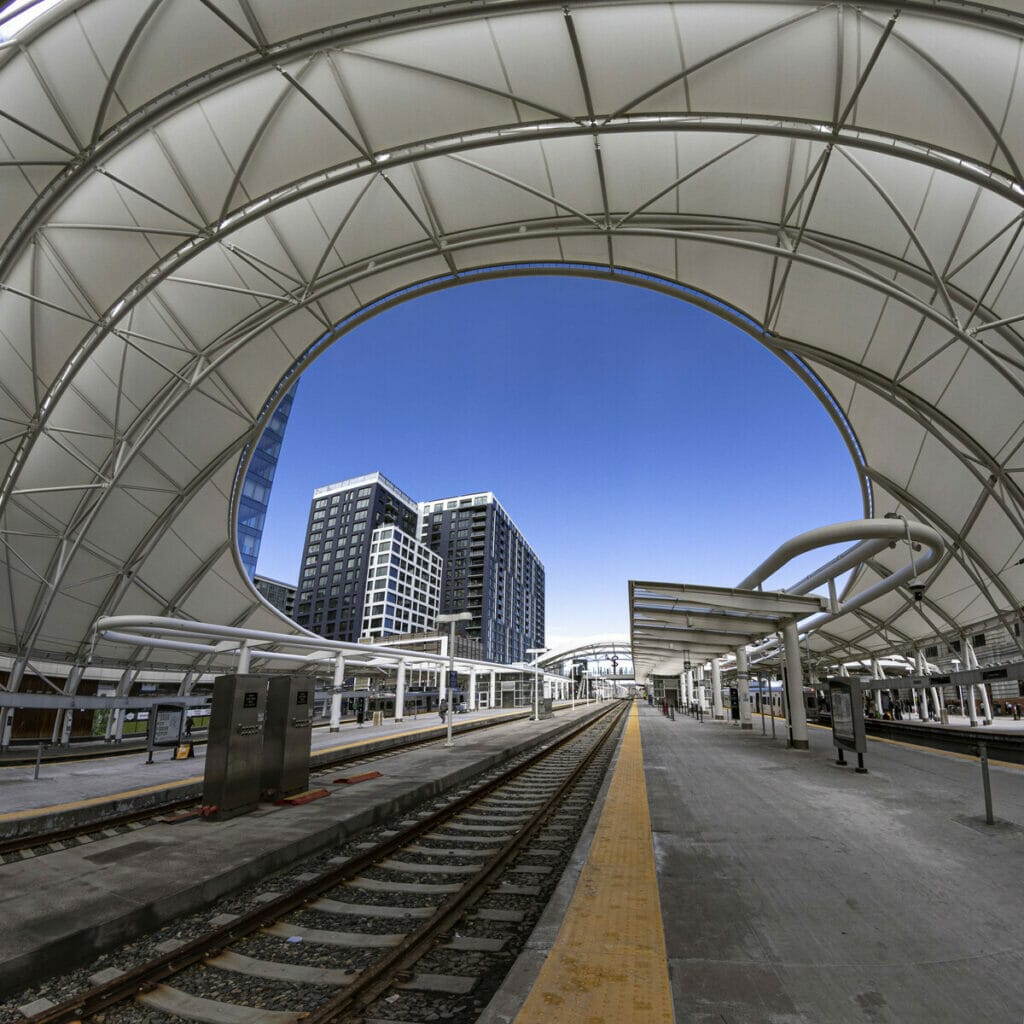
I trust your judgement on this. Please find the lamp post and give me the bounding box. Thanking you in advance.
[437,611,472,748]
[526,647,548,721]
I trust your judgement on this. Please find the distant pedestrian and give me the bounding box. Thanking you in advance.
[439,698,448,723]
[184,716,193,737]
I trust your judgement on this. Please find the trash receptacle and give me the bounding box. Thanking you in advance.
[372,710,383,726]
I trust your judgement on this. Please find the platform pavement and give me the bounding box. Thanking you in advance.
[0,706,534,827]
[640,702,1024,1023]
[0,702,605,998]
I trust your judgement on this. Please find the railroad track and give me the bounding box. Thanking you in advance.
[20,701,628,1024]
[0,716,525,861]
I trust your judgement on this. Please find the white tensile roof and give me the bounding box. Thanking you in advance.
[1,0,1023,677]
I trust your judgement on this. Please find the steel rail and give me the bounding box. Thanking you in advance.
[0,796,197,857]
[23,702,623,1024]
[304,700,629,1023]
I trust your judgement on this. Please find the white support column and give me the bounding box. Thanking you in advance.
[237,641,251,674]
[2,660,26,744]
[697,665,707,709]
[176,670,192,697]
[979,684,993,725]
[914,651,928,721]
[489,670,496,710]
[684,668,693,706]
[395,660,406,721]
[783,621,809,749]
[930,686,942,722]
[965,684,980,727]
[439,639,448,704]
[7,658,26,693]
[870,658,885,716]
[106,668,134,742]
[965,638,981,670]
[53,663,86,745]
[736,646,752,729]
[711,659,724,720]
[965,639,992,724]
[330,657,345,731]
[469,668,477,711]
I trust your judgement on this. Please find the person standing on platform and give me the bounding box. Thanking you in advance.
[439,698,448,723]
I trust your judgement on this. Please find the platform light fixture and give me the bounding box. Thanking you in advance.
[526,647,548,721]
[437,612,472,748]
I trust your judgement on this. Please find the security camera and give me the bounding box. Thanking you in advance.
[908,578,926,602]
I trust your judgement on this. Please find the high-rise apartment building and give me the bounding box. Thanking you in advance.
[419,492,545,664]
[360,525,442,640]
[237,382,298,578]
[294,472,420,642]
[295,474,545,662]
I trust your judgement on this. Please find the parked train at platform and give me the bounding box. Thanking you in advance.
[745,682,831,724]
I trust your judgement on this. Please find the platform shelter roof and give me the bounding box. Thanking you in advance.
[1,0,1024,679]
[629,581,827,680]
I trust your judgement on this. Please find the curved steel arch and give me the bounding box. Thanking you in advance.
[1,0,1023,687]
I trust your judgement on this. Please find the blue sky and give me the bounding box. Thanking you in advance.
[257,275,863,648]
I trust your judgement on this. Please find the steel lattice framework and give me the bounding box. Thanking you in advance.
[2,0,1024,690]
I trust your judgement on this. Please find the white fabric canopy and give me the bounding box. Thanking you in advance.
[1,0,1023,679]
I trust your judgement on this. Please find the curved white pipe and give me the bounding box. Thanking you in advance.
[740,518,944,659]
[95,614,513,677]
[738,518,943,593]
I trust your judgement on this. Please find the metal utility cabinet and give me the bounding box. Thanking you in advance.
[261,676,314,799]
[202,674,267,818]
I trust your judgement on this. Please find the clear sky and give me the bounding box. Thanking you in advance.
[256,275,864,650]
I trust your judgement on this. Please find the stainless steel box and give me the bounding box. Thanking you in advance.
[202,674,267,819]
[261,676,313,799]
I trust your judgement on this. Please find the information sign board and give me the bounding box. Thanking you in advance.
[149,704,184,748]
[827,680,866,754]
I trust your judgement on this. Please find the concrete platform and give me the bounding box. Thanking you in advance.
[511,702,673,1023]
[0,703,603,997]
[0,707,533,839]
[477,701,1024,1023]
[642,703,1024,1023]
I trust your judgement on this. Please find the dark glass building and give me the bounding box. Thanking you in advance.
[254,575,297,618]
[237,382,297,578]
[419,492,545,664]
[294,472,423,642]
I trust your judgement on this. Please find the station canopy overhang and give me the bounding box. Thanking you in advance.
[629,581,828,681]
[1,1,1024,683]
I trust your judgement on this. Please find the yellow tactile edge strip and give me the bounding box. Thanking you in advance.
[513,703,675,1024]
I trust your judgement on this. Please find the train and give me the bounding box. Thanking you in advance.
[745,682,831,724]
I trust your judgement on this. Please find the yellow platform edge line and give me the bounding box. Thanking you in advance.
[513,703,674,1024]
[0,776,203,821]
